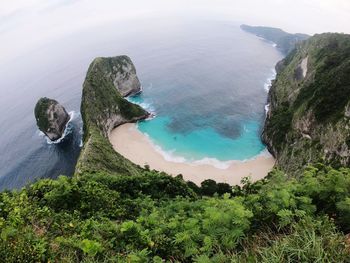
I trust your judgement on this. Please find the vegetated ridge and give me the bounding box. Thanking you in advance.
[263,33,350,175]
[240,24,310,54]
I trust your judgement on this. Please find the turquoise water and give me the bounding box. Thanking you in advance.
[124,21,282,162]
[0,19,282,189]
[142,116,265,161]
[129,94,267,161]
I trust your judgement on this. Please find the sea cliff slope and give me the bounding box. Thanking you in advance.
[241,24,309,54]
[263,33,350,174]
[75,56,149,176]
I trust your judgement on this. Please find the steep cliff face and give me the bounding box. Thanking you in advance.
[263,33,350,174]
[94,55,142,97]
[34,97,70,141]
[241,24,309,54]
[76,56,149,176]
[112,56,142,96]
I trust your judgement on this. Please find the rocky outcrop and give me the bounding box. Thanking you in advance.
[81,56,148,138]
[240,24,309,55]
[75,56,149,176]
[262,33,350,174]
[34,97,70,141]
[95,56,141,97]
[111,56,142,96]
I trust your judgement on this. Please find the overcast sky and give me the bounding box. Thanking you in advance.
[1,0,349,63]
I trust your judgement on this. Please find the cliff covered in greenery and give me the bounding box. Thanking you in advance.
[241,24,309,54]
[76,56,149,176]
[263,33,350,174]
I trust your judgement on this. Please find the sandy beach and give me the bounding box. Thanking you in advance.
[109,123,275,185]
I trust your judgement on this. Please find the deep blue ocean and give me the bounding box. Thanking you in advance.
[0,19,282,190]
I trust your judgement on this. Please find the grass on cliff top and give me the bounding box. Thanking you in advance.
[75,127,142,177]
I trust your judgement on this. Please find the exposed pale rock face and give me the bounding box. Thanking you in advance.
[112,61,141,96]
[300,56,308,78]
[34,97,70,141]
[294,56,309,81]
[103,56,141,97]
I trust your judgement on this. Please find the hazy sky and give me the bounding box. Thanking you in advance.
[1,0,349,63]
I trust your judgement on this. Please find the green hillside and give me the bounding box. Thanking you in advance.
[263,33,350,174]
[76,56,148,176]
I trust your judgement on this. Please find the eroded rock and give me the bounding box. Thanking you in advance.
[34,97,69,141]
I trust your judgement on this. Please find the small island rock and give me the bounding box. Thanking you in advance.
[34,97,70,141]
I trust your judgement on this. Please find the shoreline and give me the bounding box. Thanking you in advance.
[109,123,275,185]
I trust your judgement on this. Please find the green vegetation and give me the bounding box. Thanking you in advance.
[263,33,350,173]
[0,165,349,262]
[264,102,293,151]
[300,34,350,122]
[81,56,147,138]
[77,57,148,176]
[75,126,142,176]
[240,24,309,54]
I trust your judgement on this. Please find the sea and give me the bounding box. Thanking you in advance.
[0,18,283,190]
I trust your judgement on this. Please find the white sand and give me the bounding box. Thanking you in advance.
[109,123,275,185]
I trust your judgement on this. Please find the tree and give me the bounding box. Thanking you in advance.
[201,179,218,196]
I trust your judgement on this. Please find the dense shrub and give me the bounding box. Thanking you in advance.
[0,165,349,262]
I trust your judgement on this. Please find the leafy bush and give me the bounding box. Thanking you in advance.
[0,165,349,262]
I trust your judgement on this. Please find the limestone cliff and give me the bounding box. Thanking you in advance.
[263,33,350,174]
[34,97,70,141]
[75,56,149,176]
[100,55,142,97]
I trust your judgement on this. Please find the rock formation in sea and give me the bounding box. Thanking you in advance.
[76,56,149,175]
[34,97,70,141]
[262,33,350,174]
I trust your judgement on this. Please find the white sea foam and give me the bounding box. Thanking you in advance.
[257,36,278,49]
[263,68,276,93]
[126,96,157,118]
[142,132,187,163]
[136,130,271,170]
[139,102,155,113]
[263,68,276,117]
[264,104,270,115]
[79,127,84,147]
[192,158,231,169]
[264,68,277,116]
[41,111,76,144]
[243,125,249,133]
